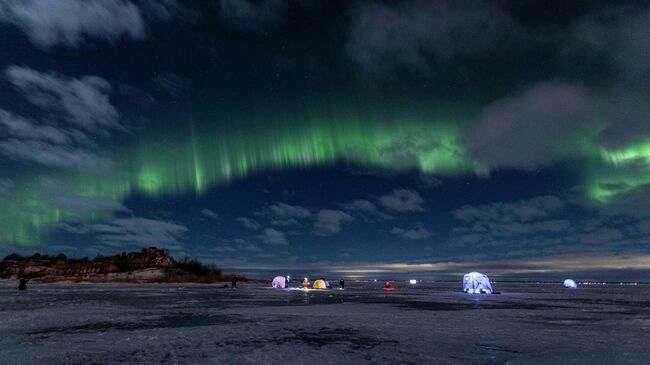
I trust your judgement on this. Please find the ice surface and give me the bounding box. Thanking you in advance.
[1,281,649,364]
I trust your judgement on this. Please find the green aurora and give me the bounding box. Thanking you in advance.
[588,139,650,202]
[1,103,478,245]
[1,100,648,246]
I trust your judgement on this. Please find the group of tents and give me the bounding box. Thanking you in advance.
[272,272,579,294]
[271,276,331,289]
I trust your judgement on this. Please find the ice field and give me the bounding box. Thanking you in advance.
[1,281,649,364]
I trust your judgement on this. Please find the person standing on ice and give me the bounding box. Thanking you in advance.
[339,279,345,289]
[231,276,237,289]
[18,277,27,291]
[385,281,391,289]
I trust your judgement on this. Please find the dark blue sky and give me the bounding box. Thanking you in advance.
[0,1,649,279]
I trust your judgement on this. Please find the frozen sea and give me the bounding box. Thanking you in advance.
[1,281,649,364]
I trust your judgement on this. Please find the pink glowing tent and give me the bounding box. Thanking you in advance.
[272,276,286,288]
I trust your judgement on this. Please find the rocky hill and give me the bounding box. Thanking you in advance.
[0,247,227,283]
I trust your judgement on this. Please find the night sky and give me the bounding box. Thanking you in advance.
[1,0,649,279]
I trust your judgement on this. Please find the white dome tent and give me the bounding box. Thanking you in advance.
[563,279,578,289]
[463,272,493,294]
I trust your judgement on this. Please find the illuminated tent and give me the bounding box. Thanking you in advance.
[272,276,286,288]
[463,272,493,294]
[313,279,327,289]
[563,279,578,289]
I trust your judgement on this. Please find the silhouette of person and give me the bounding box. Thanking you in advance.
[339,279,345,289]
[231,276,237,289]
[18,278,27,291]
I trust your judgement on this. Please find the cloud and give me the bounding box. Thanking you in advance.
[574,228,624,245]
[201,209,218,220]
[466,81,593,169]
[391,226,432,240]
[256,227,288,245]
[257,202,311,226]
[590,184,650,218]
[210,238,263,254]
[0,109,104,169]
[6,66,121,131]
[90,217,188,249]
[218,0,284,31]
[116,84,156,107]
[0,139,109,170]
[450,196,571,248]
[454,196,565,223]
[346,1,515,75]
[0,0,145,49]
[341,199,391,221]
[573,8,650,148]
[419,175,442,189]
[448,195,635,253]
[56,222,90,235]
[0,109,70,144]
[152,72,191,99]
[379,188,425,212]
[0,66,121,170]
[313,209,354,236]
[375,134,460,171]
[37,177,129,217]
[345,3,649,178]
[236,217,261,230]
[139,0,196,22]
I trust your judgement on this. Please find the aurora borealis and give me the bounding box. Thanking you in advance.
[1,1,649,278]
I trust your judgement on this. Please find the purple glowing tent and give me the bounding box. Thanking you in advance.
[272,276,286,288]
[463,272,493,294]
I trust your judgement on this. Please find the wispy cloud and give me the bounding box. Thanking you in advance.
[236,217,261,230]
[219,0,284,31]
[201,209,218,220]
[391,226,431,240]
[7,65,121,131]
[0,0,190,49]
[379,188,425,212]
[90,217,188,249]
[0,66,121,170]
[347,1,515,75]
[341,199,391,221]
[256,202,311,226]
[38,177,129,217]
[313,209,354,236]
[0,0,145,49]
[256,227,288,245]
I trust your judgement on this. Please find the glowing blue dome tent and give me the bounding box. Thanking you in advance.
[563,279,578,289]
[463,272,493,294]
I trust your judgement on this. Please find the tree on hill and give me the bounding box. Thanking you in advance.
[177,257,221,277]
[3,253,23,261]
